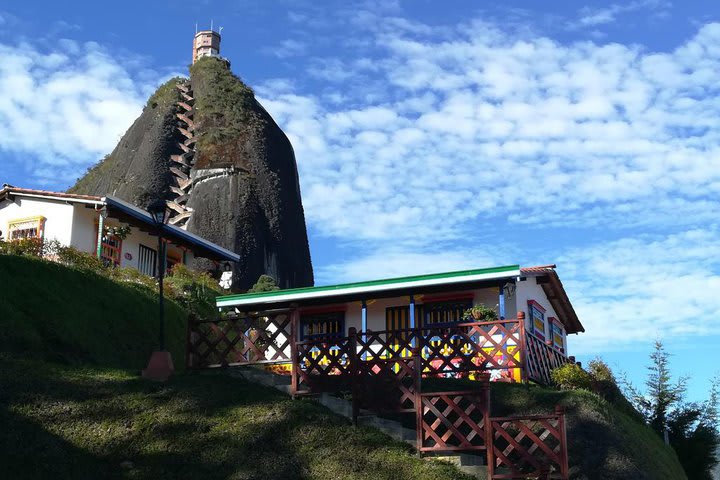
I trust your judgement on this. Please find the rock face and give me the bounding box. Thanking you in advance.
[70,58,314,291]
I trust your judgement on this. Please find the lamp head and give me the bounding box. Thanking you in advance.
[148,199,170,226]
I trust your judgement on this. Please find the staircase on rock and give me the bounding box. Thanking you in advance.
[167,80,197,229]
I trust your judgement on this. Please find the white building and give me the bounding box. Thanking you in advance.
[0,186,239,275]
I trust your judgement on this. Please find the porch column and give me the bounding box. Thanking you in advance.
[361,300,367,360]
[361,300,367,333]
[498,283,506,320]
[409,295,416,328]
[96,212,105,258]
[409,295,416,348]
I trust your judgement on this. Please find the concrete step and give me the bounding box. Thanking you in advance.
[219,366,489,479]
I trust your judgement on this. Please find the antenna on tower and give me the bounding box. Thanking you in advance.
[195,22,198,34]
[219,26,224,36]
[210,19,214,32]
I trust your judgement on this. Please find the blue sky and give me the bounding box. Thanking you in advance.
[0,0,718,404]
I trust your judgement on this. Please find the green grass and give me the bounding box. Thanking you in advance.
[0,254,187,370]
[0,355,471,480]
[420,378,688,480]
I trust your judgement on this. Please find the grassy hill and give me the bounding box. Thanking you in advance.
[0,355,469,480]
[0,255,471,479]
[0,254,689,479]
[0,254,187,370]
[423,377,687,479]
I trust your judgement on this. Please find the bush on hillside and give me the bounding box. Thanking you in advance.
[164,264,222,320]
[1,240,223,320]
[588,358,645,422]
[551,363,593,391]
[56,245,106,272]
[0,238,56,257]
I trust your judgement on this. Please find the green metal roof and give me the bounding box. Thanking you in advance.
[216,264,520,308]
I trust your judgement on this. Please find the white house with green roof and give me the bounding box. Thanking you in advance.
[210,264,584,385]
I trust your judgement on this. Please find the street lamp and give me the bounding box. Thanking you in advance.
[142,199,174,381]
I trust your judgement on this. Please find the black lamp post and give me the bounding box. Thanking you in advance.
[148,199,170,350]
[142,199,174,381]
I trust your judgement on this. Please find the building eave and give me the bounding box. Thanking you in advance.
[216,265,521,309]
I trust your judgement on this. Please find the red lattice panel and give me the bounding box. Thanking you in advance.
[525,334,570,386]
[356,357,418,413]
[294,336,353,394]
[417,390,489,453]
[187,313,291,368]
[488,408,569,479]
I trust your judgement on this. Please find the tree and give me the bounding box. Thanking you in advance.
[667,404,719,480]
[646,340,688,433]
[247,274,280,293]
[621,340,719,479]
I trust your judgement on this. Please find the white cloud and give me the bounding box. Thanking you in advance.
[569,0,670,29]
[559,227,720,354]
[263,39,306,59]
[258,19,720,246]
[0,40,170,186]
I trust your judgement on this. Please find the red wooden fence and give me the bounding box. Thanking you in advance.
[416,388,490,454]
[524,333,570,386]
[187,311,292,368]
[487,406,569,479]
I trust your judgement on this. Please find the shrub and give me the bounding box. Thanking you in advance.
[551,363,593,391]
[165,264,222,320]
[463,304,498,321]
[107,266,157,293]
[56,246,106,273]
[0,238,53,257]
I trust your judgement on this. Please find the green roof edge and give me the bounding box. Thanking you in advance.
[217,264,520,303]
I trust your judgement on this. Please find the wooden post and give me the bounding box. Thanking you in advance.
[481,372,494,476]
[413,347,423,457]
[517,311,529,385]
[349,327,359,426]
[555,405,569,480]
[290,307,299,398]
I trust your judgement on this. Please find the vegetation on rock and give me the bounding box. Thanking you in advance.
[247,274,280,293]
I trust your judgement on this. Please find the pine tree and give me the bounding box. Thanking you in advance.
[645,339,687,433]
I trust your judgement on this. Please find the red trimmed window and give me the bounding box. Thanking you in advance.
[549,317,564,353]
[528,300,546,340]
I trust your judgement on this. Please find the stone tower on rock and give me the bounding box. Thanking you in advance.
[69,30,314,291]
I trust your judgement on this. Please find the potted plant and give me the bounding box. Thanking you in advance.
[464,304,498,321]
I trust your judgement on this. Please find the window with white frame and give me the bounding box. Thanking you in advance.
[138,244,157,277]
[8,217,45,241]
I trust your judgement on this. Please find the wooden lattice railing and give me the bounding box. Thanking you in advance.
[186,311,292,368]
[524,333,570,386]
[293,334,354,395]
[487,406,569,479]
[355,356,419,414]
[416,387,490,454]
[355,320,523,378]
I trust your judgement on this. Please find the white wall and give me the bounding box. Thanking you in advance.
[71,205,101,252]
[301,286,508,334]
[515,276,567,352]
[1,196,198,275]
[0,196,75,245]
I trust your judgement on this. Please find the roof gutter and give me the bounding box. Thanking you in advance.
[216,267,521,308]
